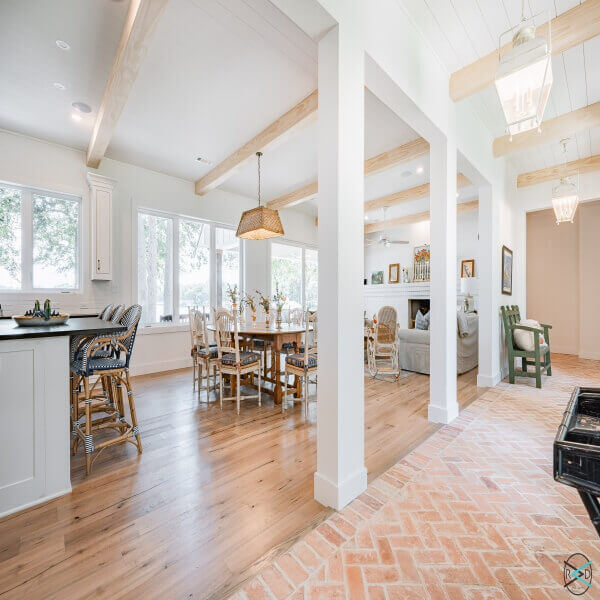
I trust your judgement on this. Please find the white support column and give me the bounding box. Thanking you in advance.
[428,138,459,424]
[477,184,502,387]
[314,11,367,510]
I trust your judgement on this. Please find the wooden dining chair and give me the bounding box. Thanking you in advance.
[213,307,262,414]
[283,310,317,417]
[196,309,220,399]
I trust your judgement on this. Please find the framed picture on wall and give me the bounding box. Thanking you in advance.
[501,245,513,295]
[371,271,384,285]
[388,263,400,284]
[461,259,475,278]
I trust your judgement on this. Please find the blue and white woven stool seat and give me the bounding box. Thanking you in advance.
[286,353,318,368]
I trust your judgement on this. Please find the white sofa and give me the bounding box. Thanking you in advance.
[397,312,478,375]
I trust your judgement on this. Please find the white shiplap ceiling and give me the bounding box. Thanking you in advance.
[403,0,600,175]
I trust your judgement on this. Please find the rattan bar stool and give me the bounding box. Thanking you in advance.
[70,305,143,475]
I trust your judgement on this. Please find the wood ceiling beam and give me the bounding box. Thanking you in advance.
[517,154,600,187]
[493,102,600,157]
[450,0,600,102]
[364,200,479,234]
[267,137,429,210]
[364,173,471,212]
[87,0,168,169]
[194,90,318,195]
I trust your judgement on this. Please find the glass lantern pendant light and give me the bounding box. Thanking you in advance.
[552,139,579,225]
[236,151,284,240]
[495,1,553,139]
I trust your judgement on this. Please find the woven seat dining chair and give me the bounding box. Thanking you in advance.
[189,307,217,391]
[366,305,400,379]
[283,310,317,417]
[281,308,304,355]
[70,305,143,475]
[252,305,273,380]
[195,309,220,399]
[214,307,262,414]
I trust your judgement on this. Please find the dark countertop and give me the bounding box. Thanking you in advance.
[0,317,126,341]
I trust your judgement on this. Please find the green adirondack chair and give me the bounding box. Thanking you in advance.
[501,305,552,389]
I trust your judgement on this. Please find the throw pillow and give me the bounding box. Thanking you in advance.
[513,318,545,352]
[415,309,430,330]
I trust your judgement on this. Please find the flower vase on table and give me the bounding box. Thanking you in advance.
[276,308,283,329]
[272,283,286,331]
[251,310,257,325]
[265,312,270,328]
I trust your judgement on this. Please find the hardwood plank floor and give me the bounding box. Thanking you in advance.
[0,367,484,600]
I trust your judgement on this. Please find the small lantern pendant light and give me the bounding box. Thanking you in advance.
[552,139,579,225]
[236,152,284,240]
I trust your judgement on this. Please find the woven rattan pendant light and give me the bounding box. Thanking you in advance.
[236,152,284,240]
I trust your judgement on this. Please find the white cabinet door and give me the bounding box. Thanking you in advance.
[95,188,111,277]
[87,173,116,281]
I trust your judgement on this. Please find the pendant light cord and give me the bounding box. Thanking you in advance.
[256,151,262,207]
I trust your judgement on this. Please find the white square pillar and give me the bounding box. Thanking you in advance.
[428,138,459,424]
[314,15,367,510]
[477,184,501,387]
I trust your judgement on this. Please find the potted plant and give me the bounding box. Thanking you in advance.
[272,283,286,329]
[257,290,271,327]
[226,284,239,313]
[245,292,257,324]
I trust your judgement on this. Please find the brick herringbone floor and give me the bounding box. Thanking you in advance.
[230,355,600,600]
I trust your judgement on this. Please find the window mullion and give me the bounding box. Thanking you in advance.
[301,247,306,310]
[172,217,179,324]
[21,190,33,291]
[209,224,216,314]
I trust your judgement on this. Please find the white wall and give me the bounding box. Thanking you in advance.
[0,129,317,375]
[364,209,478,286]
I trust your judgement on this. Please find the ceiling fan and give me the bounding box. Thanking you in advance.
[365,207,409,247]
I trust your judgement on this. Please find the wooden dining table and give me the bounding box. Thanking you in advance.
[207,322,308,404]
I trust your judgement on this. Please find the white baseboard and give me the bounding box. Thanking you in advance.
[551,346,579,356]
[314,467,367,510]
[0,486,72,520]
[477,371,502,387]
[579,349,600,361]
[428,402,459,424]
[130,357,192,377]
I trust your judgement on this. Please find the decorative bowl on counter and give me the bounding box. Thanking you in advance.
[13,314,70,327]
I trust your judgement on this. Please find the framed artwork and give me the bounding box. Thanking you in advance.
[371,271,384,285]
[388,263,400,284]
[501,245,513,295]
[461,259,475,278]
[413,245,430,282]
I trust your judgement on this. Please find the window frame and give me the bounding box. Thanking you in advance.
[268,239,318,310]
[0,181,82,294]
[134,207,244,329]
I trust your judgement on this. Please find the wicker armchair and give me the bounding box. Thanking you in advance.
[366,306,400,379]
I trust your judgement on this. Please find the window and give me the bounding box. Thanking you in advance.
[216,227,240,308]
[270,241,318,310]
[138,212,173,326]
[0,183,80,291]
[179,219,210,314]
[136,209,242,326]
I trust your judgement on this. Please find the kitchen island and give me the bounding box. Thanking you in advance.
[0,317,125,517]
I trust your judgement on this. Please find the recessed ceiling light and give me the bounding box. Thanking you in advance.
[53,82,66,91]
[71,113,82,122]
[72,101,91,113]
[364,215,369,221]
[416,165,424,174]
[55,39,70,50]
[402,170,412,177]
